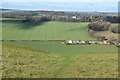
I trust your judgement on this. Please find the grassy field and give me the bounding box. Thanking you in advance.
[9,41,118,56]
[1,18,118,78]
[2,19,93,40]
[2,41,118,78]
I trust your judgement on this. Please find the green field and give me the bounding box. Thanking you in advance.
[2,41,118,78]
[2,18,118,78]
[2,19,93,40]
[9,41,118,56]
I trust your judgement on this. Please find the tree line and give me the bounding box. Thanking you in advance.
[1,10,118,23]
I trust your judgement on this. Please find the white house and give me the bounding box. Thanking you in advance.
[88,40,96,44]
[103,40,110,45]
[68,40,73,44]
[81,40,85,44]
[103,41,107,44]
[72,16,77,19]
[76,40,81,44]
[97,41,103,45]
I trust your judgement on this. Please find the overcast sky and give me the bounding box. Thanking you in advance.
[1,1,119,12]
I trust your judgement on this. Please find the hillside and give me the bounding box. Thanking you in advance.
[2,42,118,78]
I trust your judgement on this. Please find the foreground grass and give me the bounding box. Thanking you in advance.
[2,43,64,78]
[60,54,118,78]
[2,42,118,78]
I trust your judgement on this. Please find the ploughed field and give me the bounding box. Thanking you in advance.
[2,18,93,40]
[2,41,118,78]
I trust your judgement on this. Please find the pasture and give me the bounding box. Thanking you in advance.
[9,41,118,56]
[1,18,118,78]
[2,41,118,78]
[2,18,93,40]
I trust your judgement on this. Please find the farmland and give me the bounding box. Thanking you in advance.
[1,17,119,78]
[1,3,119,78]
[7,41,118,56]
[2,18,93,40]
[2,41,118,78]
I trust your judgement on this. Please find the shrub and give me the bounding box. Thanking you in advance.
[88,21,111,31]
[111,26,120,33]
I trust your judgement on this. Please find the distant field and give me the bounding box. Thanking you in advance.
[2,41,118,78]
[2,19,93,40]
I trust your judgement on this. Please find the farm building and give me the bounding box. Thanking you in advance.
[88,40,98,44]
[103,40,110,45]
[72,16,77,19]
[64,39,111,45]
[67,40,73,44]
[65,40,86,45]
[80,40,86,44]
[97,40,110,45]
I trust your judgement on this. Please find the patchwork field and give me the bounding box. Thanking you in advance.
[2,19,93,40]
[2,41,118,78]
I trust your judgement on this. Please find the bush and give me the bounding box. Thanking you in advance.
[88,21,111,31]
[111,26,120,33]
